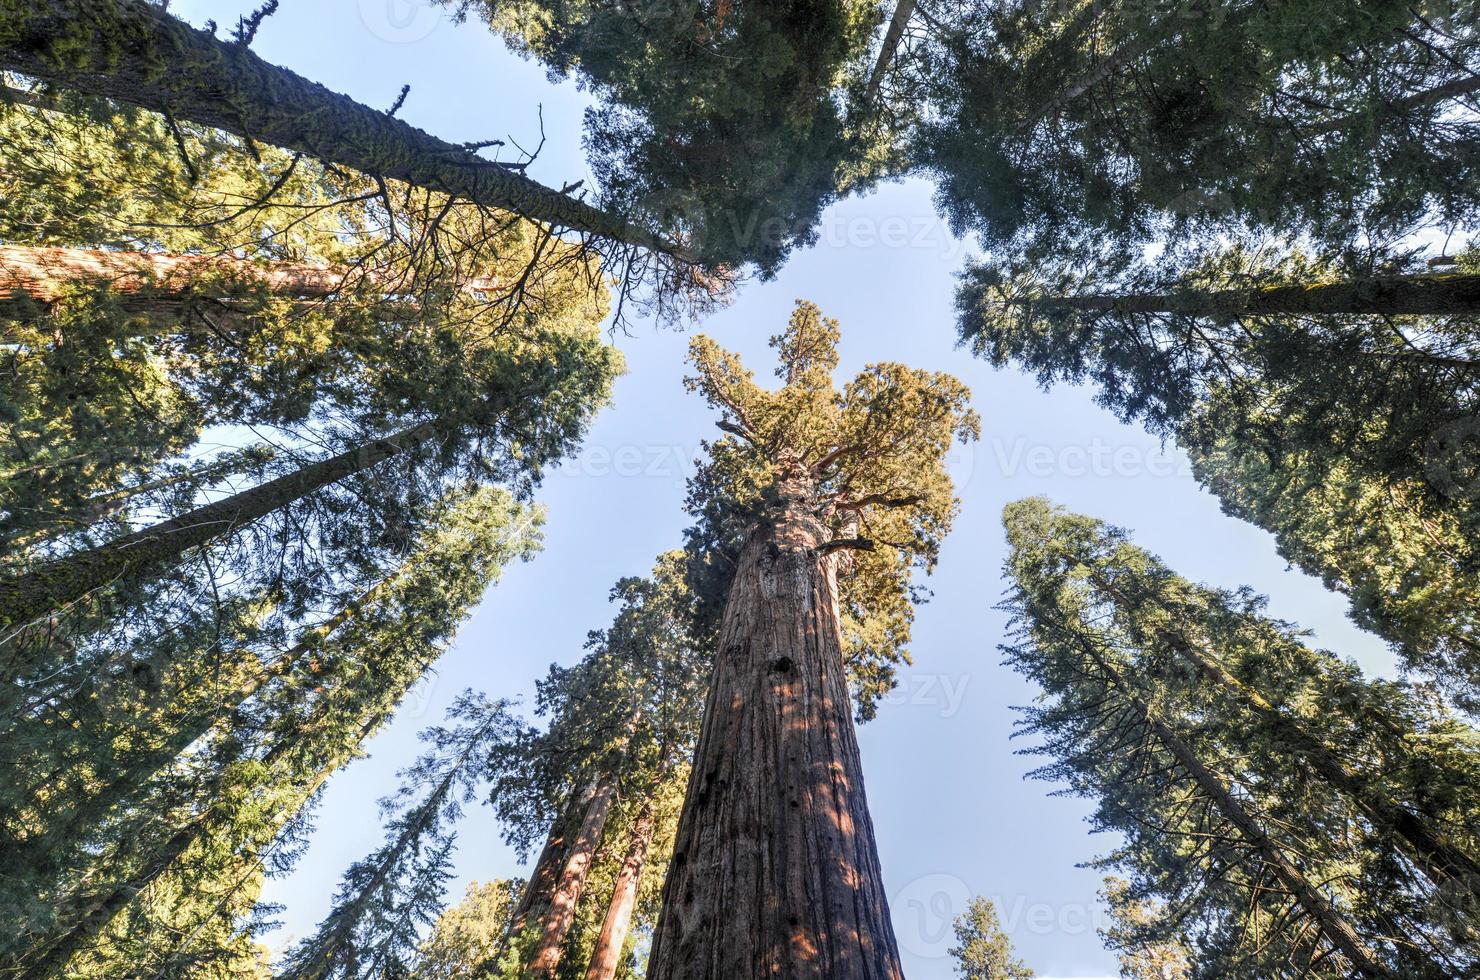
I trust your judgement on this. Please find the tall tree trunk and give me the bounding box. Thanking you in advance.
[0,243,499,318]
[1169,634,1480,903]
[0,2,691,261]
[583,755,673,980]
[0,419,442,644]
[646,469,904,980]
[1025,274,1480,318]
[861,0,916,106]
[528,770,619,978]
[1075,631,1402,980]
[2,446,275,555]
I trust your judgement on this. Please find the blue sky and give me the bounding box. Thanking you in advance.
[172,4,1399,977]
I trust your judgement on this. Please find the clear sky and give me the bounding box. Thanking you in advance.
[171,4,1399,977]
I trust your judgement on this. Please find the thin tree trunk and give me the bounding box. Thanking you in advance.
[0,2,691,261]
[1169,634,1480,902]
[1025,274,1480,318]
[583,755,673,980]
[13,706,381,980]
[1076,632,1401,980]
[1077,564,1480,902]
[528,770,619,978]
[0,419,442,644]
[1308,74,1480,135]
[862,0,915,106]
[3,446,275,555]
[646,469,904,979]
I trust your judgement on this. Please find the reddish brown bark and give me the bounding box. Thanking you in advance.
[0,243,497,310]
[646,467,904,979]
[529,771,618,978]
[583,756,673,980]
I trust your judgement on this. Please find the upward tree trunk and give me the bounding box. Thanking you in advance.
[1076,564,1480,903]
[861,0,916,106]
[0,419,442,644]
[1027,274,1480,318]
[0,2,690,261]
[583,754,674,980]
[646,469,904,980]
[1075,632,1402,980]
[528,770,619,978]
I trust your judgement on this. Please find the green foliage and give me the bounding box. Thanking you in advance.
[444,0,892,273]
[916,0,1480,256]
[1099,877,1191,980]
[278,692,526,980]
[961,241,1480,711]
[683,299,979,716]
[412,879,523,979]
[950,895,1034,980]
[1,483,544,976]
[1002,497,1480,978]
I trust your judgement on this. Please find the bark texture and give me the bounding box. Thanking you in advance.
[0,1,688,259]
[646,471,904,980]
[529,771,618,978]
[0,420,441,641]
[1032,274,1480,318]
[583,755,672,980]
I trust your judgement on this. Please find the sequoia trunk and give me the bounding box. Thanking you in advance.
[528,771,618,977]
[583,755,672,980]
[646,471,904,979]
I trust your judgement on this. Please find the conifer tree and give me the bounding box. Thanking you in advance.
[412,879,522,979]
[1002,497,1480,978]
[484,552,708,978]
[2,485,540,976]
[0,2,688,260]
[277,692,525,980]
[950,896,1034,980]
[1099,877,1191,980]
[917,0,1480,255]
[960,242,1480,709]
[443,0,896,273]
[646,301,978,978]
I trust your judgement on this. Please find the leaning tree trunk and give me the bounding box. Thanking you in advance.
[0,243,499,320]
[1028,274,1480,318]
[1076,633,1402,980]
[1167,632,1480,903]
[527,770,619,978]
[0,419,442,645]
[583,754,673,980]
[10,705,384,980]
[0,2,689,261]
[646,471,904,980]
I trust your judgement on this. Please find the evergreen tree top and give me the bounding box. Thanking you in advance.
[684,299,980,716]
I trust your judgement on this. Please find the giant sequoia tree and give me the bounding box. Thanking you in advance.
[1003,497,1480,978]
[645,301,978,978]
